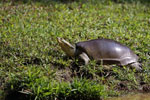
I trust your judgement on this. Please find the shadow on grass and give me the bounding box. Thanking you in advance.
[5,91,34,100]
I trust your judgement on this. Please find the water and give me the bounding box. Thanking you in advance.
[106,93,150,100]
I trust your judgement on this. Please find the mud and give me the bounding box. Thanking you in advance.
[106,93,150,100]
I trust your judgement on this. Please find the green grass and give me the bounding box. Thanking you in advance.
[0,0,150,100]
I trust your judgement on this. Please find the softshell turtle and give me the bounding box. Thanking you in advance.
[57,37,142,71]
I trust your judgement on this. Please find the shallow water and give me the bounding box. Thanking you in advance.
[106,93,150,100]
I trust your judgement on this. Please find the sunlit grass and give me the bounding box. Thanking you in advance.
[0,0,150,99]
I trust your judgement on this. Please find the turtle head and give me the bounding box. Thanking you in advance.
[57,37,75,57]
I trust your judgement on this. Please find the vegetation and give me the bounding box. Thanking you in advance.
[0,0,150,100]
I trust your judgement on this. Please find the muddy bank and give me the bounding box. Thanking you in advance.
[106,93,150,100]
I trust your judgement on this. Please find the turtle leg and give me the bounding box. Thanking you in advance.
[79,52,90,65]
[130,62,142,71]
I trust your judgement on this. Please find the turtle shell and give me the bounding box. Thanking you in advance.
[75,39,139,66]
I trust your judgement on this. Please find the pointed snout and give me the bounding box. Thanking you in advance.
[57,37,62,43]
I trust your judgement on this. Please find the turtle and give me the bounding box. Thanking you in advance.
[57,37,142,71]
